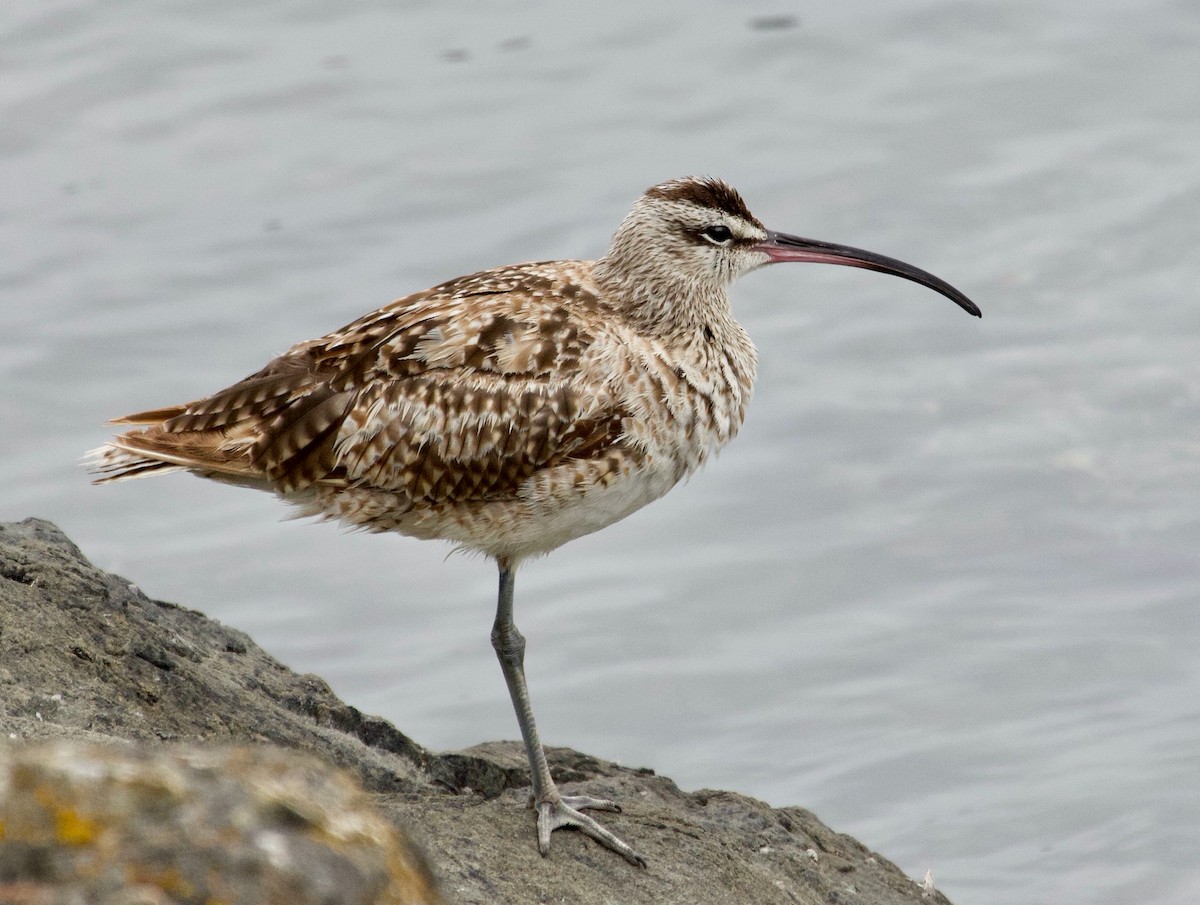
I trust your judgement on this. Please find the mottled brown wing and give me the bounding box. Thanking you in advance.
[113,264,628,504]
[329,372,625,504]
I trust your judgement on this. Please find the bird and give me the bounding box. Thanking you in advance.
[89,176,980,866]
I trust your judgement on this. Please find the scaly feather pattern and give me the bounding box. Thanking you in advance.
[90,244,757,562]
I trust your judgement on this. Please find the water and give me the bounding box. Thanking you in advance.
[3,2,1199,902]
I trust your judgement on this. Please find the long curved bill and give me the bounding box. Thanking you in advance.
[757,230,981,317]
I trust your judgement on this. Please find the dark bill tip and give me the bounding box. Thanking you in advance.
[757,230,981,318]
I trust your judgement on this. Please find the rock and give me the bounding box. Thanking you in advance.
[0,519,953,905]
[0,742,441,905]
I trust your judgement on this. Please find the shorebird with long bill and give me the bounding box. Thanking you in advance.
[90,176,980,865]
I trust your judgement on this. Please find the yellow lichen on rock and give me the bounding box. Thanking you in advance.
[0,741,443,905]
[54,806,99,846]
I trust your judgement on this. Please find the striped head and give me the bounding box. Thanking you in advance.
[594,177,772,318]
[593,175,980,331]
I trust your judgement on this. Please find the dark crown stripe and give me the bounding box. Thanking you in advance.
[644,177,762,228]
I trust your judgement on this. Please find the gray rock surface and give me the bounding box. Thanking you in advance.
[0,518,953,904]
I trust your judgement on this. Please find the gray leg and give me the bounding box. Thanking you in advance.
[490,561,646,867]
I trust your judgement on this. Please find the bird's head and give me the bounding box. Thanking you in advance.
[594,176,979,329]
[598,176,772,296]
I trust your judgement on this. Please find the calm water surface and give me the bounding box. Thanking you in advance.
[3,3,1198,903]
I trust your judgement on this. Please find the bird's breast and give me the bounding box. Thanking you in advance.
[612,321,758,482]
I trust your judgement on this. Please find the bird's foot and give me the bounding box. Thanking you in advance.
[535,792,646,867]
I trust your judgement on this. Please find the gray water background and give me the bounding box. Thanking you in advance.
[3,2,1198,902]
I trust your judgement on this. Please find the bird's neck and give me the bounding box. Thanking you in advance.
[591,256,733,339]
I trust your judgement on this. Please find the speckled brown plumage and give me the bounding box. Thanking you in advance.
[92,248,756,564]
[89,176,979,865]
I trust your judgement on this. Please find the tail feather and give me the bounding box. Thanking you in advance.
[85,443,187,484]
[110,404,189,425]
[86,430,260,485]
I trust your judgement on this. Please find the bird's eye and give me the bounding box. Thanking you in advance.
[700,224,734,245]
